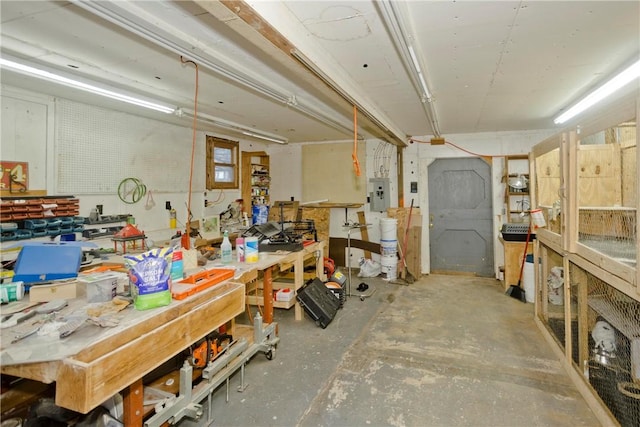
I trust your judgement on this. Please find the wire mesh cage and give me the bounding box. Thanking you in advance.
[568,261,640,427]
[537,243,573,357]
[577,119,637,272]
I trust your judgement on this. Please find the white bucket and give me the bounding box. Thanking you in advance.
[380,239,398,256]
[380,218,398,241]
[522,254,535,303]
[380,255,398,281]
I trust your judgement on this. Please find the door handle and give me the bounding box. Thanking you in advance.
[429,214,434,228]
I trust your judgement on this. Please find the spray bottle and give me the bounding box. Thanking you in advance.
[221,230,232,264]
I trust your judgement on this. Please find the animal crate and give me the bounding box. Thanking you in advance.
[569,260,640,427]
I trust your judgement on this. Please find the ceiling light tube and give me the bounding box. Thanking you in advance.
[72,0,350,138]
[408,45,431,101]
[177,108,288,144]
[241,131,287,144]
[554,59,640,124]
[0,56,176,114]
[376,0,440,136]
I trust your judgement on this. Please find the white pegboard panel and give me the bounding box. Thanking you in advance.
[55,99,203,194]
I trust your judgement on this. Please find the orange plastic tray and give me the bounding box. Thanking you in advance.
[171,268,235,300]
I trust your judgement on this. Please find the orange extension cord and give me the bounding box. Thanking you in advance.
[352,105,361,176]
[181,56,199,250]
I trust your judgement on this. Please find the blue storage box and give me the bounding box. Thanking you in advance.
[12,242,83,284]
[46,227,61,236]
[0,231,17,241]
[46,218,61,228]
[59,217,74,226]
[24,219,47,230]
[0,222,18,232]
[15,229,33,240]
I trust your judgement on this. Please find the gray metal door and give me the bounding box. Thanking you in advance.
[428,158,494,277]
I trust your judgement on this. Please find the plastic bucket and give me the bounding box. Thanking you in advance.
[522,254,535,303]
[380,239,398,256]
[380,255,398,281]
[380,218,398,241]
[245,237,259,263]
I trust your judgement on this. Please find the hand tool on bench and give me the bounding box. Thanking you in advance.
[11,325,40,344]
[1,309,36,328]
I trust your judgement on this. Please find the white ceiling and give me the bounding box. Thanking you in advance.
[1,1,638,146]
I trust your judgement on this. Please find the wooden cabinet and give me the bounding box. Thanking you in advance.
[241,151,270,214]
[502,239,534,291]
[505,155,530,223]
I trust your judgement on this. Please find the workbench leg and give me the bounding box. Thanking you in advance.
[263,267,273,324]
[123,378,144,427]
[294,254,304,321]
[316,244,327,281]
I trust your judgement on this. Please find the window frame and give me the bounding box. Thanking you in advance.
[206,135,239,190]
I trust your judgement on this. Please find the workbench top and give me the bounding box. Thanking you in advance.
[300,202,363,209]
[0,240,327,415]
[1,280,245,413]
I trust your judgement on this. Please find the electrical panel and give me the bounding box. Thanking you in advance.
[369,178,390,212]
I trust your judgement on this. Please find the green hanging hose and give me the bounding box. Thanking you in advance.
[117,177,147,204]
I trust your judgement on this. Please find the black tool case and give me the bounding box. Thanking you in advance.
[296,278,340,328]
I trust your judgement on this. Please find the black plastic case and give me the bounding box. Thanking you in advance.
[296,278,340,328]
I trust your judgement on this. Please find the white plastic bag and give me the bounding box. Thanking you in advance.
[357,258,381,278]
[547,266,564,305]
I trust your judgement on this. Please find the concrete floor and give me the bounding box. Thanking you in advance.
[177,273,600,427]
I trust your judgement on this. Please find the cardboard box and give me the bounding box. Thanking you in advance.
[29,280,82,303]
[78,273,119,303]
[276,288,295,302]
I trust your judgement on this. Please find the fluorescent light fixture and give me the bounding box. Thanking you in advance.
[72,0,353,137]
[241,131,287,144]
[408,45,431,101]
[554,59,640,124]
[0,56,175,114]
[177,108,288,144]
[376,0,440,136]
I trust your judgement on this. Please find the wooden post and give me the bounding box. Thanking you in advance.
[123,378,144,427]
[263,267,273,324]
[356,211,371,259]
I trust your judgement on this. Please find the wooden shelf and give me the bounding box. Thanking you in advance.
[241,151,270,211]
[505,155,530,223]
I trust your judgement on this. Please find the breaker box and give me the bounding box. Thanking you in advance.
[369,177,390,212]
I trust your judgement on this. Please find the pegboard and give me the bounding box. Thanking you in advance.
[56,99,202,194]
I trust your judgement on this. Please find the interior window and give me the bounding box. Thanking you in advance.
[206,136,239,190]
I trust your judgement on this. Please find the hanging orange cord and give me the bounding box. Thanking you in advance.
[181,56,199,250]
[352,105,361,177]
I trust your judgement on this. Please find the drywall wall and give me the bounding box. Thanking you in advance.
[301,141,367,203]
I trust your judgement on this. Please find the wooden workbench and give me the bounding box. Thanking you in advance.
[241,240,327,321]
[1,281,245,416]
[0,240,325,421]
